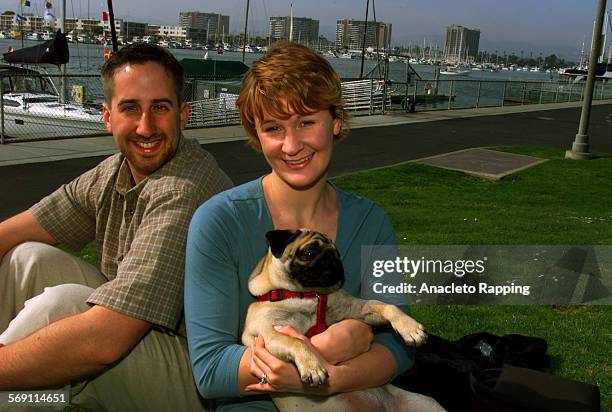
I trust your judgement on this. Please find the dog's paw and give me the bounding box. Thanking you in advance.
[294,352,329,386]
[392,316,428,347]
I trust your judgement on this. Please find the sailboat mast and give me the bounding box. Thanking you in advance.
[359,0,370,78]
[289,3,293,42]
[107,0,118,52]
[242,0,250,63]
[60,0,66,103]
[601,10,609,63]
[19,0,24,49]
[458,29,463,64]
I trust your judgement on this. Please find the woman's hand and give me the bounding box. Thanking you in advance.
[311,319,373,364]
[244,331,332,394]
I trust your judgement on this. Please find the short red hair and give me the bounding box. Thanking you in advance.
[236,41,347,151]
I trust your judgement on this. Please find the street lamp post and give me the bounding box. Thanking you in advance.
[566,0,607,160]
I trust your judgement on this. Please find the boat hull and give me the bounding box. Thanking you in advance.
[2,109,105,140]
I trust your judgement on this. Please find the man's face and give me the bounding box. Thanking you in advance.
[102,61,189,184]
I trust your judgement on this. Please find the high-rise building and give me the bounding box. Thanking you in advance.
[444,25,480,63]
[179,11,229,42]
[268,16,319,45]
[335,19,392,50]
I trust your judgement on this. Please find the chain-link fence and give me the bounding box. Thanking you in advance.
[184,77,242,128]
[0,71,249,142]
[0,71,106,144]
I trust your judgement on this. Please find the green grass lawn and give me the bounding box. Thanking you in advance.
[65,146,610,411]
[332,147,611,409]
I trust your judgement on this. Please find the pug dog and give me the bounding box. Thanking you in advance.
[242,229,442,412]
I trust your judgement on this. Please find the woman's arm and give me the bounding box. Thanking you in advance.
[362,209,416,377]
[310,320,373,364]
[243,331,397,395]
[237,320,373,395]
[184,200,247,399]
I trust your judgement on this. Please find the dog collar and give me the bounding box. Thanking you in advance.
[257,290,328,338]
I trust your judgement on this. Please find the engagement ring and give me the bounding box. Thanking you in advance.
[259,373,268,385]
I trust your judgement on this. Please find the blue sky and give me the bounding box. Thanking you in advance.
[1,0,606,59]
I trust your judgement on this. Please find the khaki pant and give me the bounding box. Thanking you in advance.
[0,242,212,412]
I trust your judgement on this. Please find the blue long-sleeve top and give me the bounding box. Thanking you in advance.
[185,178,414,411]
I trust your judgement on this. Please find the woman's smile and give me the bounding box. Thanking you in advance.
[283,153,315,169]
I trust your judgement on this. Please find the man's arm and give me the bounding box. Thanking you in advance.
[0,305,150,389]
[0,211,56,260]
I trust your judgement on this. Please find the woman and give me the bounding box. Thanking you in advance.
[185,42,415,411]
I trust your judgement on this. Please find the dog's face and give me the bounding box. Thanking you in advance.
[263,229,345,292]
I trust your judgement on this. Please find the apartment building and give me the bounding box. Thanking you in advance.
[443,25,480,63]
[179,11,229,42]
[268,16,319,45]
[335,18,391,50]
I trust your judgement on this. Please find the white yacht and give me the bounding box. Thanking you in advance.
[440,65,471,76]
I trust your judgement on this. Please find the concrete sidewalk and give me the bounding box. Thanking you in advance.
[1,99,610,167]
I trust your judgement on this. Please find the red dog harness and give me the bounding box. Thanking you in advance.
[257,290,328,337]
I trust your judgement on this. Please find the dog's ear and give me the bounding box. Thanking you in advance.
[266,229,302,258]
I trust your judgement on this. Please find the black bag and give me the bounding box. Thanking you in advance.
[393,332,554,411]
[470,364,600,412]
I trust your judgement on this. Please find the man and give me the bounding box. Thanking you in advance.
[0,43,231,410]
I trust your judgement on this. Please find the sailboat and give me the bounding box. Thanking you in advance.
[559,10,612,81]
[440,65,471,75]
[441,32,471,76]
[1,6,104,140]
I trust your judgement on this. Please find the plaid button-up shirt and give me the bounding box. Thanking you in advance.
[31,138,232,334]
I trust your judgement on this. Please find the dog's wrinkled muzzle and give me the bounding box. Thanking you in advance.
[289,248,345,288]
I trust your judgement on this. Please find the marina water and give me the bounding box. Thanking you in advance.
[0,39,559,83]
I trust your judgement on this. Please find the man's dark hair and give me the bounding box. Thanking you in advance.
[101,43,184,104]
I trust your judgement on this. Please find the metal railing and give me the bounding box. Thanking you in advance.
[184,79,392,129]
[2,72,611,144]
[341,79,391,114]
[386,79,612,113]
[186,93,241,128]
